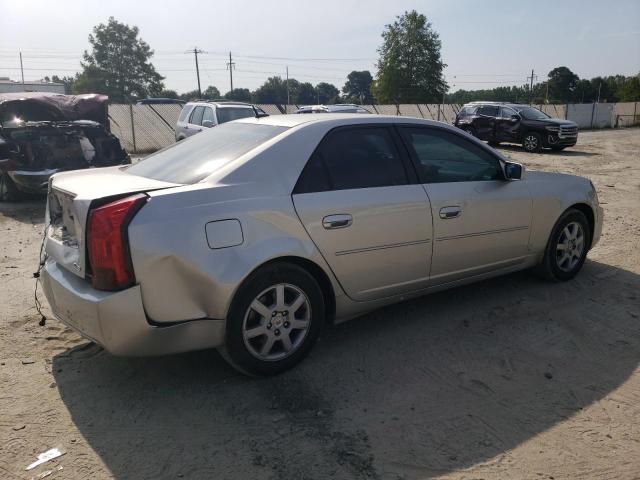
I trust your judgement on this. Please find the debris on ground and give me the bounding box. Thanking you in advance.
[26,448,66,471]
[31,465,63,480]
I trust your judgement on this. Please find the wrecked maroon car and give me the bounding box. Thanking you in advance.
[0,93,130,201]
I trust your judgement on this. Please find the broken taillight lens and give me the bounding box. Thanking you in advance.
[87,193,147,291]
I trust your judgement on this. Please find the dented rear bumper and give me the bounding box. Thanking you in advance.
[41,259,225,356]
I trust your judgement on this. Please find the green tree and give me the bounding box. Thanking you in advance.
[618,74,640,101]
[373,10,447,103]
[44,75,76,94]
[224,88,252,102]
[253,76,289,104]
[315,82,340,104]
[158,89,179,99]
[74,65,109,96]
[76,17,164,102]
[180,89,202,101]
[547,66,579,102]
[342,71,374,103]
[296,82,317,104]
[202,85,221,99]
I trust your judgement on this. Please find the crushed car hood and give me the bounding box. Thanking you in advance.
[0,92,109,126]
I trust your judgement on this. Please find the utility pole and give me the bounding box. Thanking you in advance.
[226,51,235,93]
[596,82,602,103]
[19,52,25,88]
[527,69,537,105]
[545,81,549,104]
[286,66,290,110]
[186,47,205,98]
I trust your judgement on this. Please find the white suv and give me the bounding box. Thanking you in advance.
[175,101,265,141]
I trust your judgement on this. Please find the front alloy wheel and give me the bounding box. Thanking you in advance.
[523,132,542,152]
[555,221,585,273]
[535,208,591,281]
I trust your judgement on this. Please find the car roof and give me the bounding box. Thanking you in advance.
[465,101,531,108]
[235,113,446,128]
[185,100,254,108]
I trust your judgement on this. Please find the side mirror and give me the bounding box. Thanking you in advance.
[202,120,215,128]
[510,114,520,123]
[504,161,523,180]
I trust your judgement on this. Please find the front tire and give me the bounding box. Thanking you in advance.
[522,132,542,152]
[221,262,325,376]
[0,172,21,202]
[463,126,477,138]
[535,208,591,281]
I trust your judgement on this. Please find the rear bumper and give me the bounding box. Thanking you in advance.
[41,260,225,356]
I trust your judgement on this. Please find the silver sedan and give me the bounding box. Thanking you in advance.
[41,114,603,375]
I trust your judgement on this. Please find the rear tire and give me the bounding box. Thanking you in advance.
[0,172,21,202]
[522,132,542,152]
[220,262,325,376]
[535,208,591,281]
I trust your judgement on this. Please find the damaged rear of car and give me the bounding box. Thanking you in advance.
[0,93,130,202]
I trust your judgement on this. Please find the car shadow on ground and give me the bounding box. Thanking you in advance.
[494,144,600,157]
[52,259,640,479]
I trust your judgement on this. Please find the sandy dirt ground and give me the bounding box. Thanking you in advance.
[1,128,639,480]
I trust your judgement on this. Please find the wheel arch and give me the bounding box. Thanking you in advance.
[567,202,595,249]
[232,255,337,324]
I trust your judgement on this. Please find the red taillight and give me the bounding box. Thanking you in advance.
[87,193,147,291]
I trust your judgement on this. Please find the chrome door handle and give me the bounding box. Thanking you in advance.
[322,214,353,229]
[439,206,462,219]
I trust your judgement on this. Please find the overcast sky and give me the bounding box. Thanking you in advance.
[1,0,638,94]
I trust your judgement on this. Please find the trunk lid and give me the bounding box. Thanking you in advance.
[45,166,179,279]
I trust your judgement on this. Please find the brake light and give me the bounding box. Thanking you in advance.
[88,194,147,291]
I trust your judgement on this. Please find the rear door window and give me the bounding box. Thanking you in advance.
[178,105,192,123]
[477,106,499,117]
[189,106,205,125]
[216,107,256,124]
[202,107,215,125]
[294,126,409,193]
[501,107,517,118]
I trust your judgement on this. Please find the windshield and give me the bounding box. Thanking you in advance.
[515,106,550,120]
[216,107,256,124]
[127,122,288,184]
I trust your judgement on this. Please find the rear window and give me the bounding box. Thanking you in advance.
[178,105,192,123]
[216,107,256,124]
[127,122,288,184]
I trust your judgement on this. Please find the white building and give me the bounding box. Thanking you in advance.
[0,77,65,94]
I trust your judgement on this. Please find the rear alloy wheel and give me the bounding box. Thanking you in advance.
[0,172,20,202]
[535,209,591,281]
[221,263,324,376]
[522,132,542,152]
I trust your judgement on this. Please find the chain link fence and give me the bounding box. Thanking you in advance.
[108,102,640,153]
